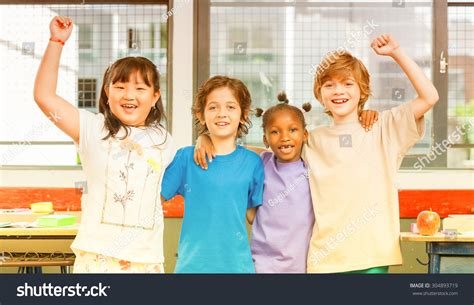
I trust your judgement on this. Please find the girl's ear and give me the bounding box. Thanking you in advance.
[303,129,309,143]
[196,112,205,125]
[263,134,269,149]
[154,89,161,106]
[240,109,249,124]
[104,85,109,98]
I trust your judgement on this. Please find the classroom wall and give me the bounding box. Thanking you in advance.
[1,2,473,274]
[1,169,472,273]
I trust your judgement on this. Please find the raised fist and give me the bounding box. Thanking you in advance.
[49,16,73,43]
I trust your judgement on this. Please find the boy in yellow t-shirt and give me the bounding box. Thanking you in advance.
[304,34,439,273]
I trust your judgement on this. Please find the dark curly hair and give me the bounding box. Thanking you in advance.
[192,75,252,138]
[98,56,166,140]
[256,91,312,132]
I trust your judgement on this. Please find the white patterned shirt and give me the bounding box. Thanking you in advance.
[71,110,175,264]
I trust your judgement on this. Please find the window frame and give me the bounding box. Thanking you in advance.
[195,0,474,170]
[0,0,172,169]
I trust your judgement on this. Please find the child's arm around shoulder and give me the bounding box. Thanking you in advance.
[245,145,268,155]
[246,208,257,225]
[34,16,80,143]
[359,109,379,131]
[194,134,269,169]
[193,134,215,170]
[371,34,439,120]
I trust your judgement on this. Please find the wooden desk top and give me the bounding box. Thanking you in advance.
[400,232,474,242]
[0,225,78,237]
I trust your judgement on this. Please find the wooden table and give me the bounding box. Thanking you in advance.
[400,232,474,273]
[0,226,78,239]
[0,225,78,273]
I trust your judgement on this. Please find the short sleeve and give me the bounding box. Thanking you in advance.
[260,150,273,166]
[161,148,186,200]
[301,129,318,163]
[248,158,264,208]
[161,132,176,170]
[76,109,106,156]
[380,102,425,156]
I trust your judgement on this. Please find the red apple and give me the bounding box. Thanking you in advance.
[416,209,440,236]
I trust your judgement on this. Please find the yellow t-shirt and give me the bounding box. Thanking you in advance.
[303,103,424,273]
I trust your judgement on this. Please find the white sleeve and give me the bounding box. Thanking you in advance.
[162,132,176,170]
[75,109,106,157]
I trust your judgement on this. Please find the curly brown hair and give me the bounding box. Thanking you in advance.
[98,56,166,140]
[192,75,252,138]
[313,51,371,117]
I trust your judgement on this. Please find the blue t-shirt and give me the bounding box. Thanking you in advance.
[161,145,264,273]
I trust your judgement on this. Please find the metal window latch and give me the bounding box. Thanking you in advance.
[440,51,448,74]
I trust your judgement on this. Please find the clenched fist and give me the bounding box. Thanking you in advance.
[371,34,400,57]
[49,16,73,43]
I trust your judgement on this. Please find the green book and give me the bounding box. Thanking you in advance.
[37,215,76,227]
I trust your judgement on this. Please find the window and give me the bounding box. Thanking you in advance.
[0,2,169,166]
[200,0,474,169]
[78,23,93,50]
[208,0,434,157]
[447,3,474,168]
[78,78,97,110]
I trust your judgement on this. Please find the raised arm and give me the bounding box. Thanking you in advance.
[34,16,80,143]
[371,34,439,120]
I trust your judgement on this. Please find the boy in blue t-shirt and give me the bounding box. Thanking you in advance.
[161,76,264,273]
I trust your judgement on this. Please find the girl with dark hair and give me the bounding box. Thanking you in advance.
[34,16,175,273]
[250,92,315,273]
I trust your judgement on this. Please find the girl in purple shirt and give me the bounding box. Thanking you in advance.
[195,92,378,273]
[249,94,314,273]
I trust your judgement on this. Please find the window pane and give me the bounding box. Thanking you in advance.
[0,4,168,166]
[209,1,433,157]
[0,145,78,166]
[78,23,93,49]
[78,78,97,110]
[448,5,474,169]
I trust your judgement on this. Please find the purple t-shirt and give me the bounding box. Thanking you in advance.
[250,151,315,273]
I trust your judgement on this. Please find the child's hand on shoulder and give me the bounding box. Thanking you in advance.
[194,134,215,170]
[50,16,73,43]
[371,34,400,57]
[359,109,379,132]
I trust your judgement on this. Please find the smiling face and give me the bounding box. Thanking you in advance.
[313,52,371,123]
[320,76,361,122]
[198,87,245,140]
[263,109,308,163]
[106,71,160,127]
